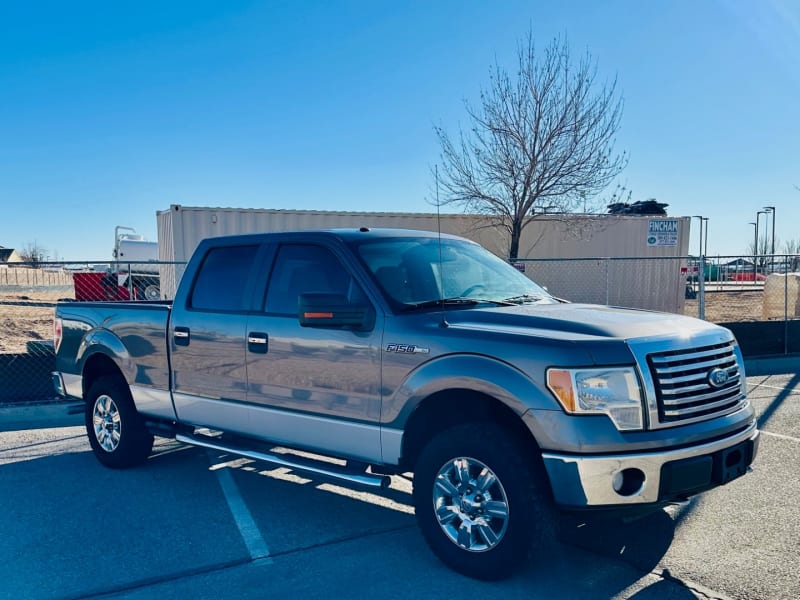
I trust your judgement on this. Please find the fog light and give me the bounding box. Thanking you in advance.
[612,468,646,496]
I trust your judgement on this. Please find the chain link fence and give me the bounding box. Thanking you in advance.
[515,254,800,355]
[0,261,184,405]
[1,255,798,405]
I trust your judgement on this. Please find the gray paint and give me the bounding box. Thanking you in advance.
[54,228,757,508]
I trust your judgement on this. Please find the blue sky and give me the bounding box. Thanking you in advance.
[1,0,798,260]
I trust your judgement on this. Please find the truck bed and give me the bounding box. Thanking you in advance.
[55,300,173,402]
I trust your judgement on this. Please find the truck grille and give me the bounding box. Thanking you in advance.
[647,341,744,426]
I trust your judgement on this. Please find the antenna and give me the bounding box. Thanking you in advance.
[435,165,448,328]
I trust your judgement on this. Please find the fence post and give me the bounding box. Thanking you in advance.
[127,263,133,299]
[785,266,789,355]
[698,255,705,320]
[604,259,610,305]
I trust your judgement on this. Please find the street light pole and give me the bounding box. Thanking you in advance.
[693,215,706,319]
[764,206,775,273]
[756,210,768,279]
[749,222,757,285]
[692,215,705,260]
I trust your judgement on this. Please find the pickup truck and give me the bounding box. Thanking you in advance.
[53,228,758,580]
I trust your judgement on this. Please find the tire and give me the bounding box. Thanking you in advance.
[413,422,549,580]
[143,284,160,301]
[85,375,154,469]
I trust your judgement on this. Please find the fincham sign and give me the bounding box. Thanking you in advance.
[647,219,679,247]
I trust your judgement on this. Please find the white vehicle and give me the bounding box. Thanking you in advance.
[113,226,160,300]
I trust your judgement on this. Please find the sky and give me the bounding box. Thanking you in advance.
[1,0,798,261]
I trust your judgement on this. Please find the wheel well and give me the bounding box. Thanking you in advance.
[82,354,125,398]
[399,389,539,472]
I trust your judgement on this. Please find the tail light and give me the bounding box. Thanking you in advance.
[54,317,63,353]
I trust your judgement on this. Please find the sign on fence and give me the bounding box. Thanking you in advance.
[647,219,679,247]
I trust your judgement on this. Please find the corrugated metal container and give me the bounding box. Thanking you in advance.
[156,205,690,312]
[512,215,691,313]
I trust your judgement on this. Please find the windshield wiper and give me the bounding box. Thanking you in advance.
[502,294,548,304]
[401,297,479,312]
[401,297,520,312]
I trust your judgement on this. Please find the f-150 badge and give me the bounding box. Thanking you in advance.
[386,344,430,354]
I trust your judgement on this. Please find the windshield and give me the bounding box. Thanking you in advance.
[351,236,554,311]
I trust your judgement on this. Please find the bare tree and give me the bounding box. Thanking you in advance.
[19,241,48,267]
[784,239,800,271]
[747,235,774,272]
[434,34,627,259]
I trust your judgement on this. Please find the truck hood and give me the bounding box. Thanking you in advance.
[445,303,721,342]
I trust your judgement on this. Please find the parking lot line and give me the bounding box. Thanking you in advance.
[209,452,273,563]
[760,430,800,443]
[748,382,800,393]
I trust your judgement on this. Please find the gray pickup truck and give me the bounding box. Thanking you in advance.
[53,228,758,580]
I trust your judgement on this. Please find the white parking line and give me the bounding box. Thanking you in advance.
[209,452,273,563]
[761,430,800,443]
[748,382,800,393]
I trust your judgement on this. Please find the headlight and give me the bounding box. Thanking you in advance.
[546,367,644,431]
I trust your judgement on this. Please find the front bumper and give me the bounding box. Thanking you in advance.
[542,420,759,508]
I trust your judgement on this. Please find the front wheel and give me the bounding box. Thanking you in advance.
[413,422,549,580]
[85,375,154,469]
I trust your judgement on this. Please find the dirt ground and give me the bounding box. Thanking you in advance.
[683,289,766,323]
[0,289,72,354]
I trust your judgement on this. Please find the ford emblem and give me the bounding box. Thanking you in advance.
[708,367,730,388]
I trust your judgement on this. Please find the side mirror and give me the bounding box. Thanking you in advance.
[298,293,374,331]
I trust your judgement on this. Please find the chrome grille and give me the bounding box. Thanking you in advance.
[647,341,744,426]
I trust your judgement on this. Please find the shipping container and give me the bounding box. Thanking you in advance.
[156,205,690,312]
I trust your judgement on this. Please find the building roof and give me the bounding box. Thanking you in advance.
[0,248,20,262]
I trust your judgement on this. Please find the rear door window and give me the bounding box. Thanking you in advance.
[190,245,259,311]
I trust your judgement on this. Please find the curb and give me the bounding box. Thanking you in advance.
[0,401,83,432]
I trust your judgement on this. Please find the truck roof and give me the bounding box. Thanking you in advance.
[202,227,466,245]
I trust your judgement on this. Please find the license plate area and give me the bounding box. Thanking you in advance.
[659,437,757,501]
[712,440,754,485]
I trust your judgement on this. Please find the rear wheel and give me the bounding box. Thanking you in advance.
[85,375,153,468]
[143,284,160,301]
[413,422,549,580]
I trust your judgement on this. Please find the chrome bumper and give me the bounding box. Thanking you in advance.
[542,421,759,507]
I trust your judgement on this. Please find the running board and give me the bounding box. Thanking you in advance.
[176,432,391,489]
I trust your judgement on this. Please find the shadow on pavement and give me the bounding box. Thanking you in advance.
[752,371,800,430]
[0,430,698,600]
[558,510,679,574]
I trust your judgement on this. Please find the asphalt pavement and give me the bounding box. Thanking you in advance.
[1,356,798,599]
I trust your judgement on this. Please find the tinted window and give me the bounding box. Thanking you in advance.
[190,245,259,311]
[265,244,366,315]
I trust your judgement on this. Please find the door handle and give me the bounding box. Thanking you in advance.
[248,332,268,354]
[174,326,190,346]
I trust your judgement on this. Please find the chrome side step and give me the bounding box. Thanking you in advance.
[176,432,391,489]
